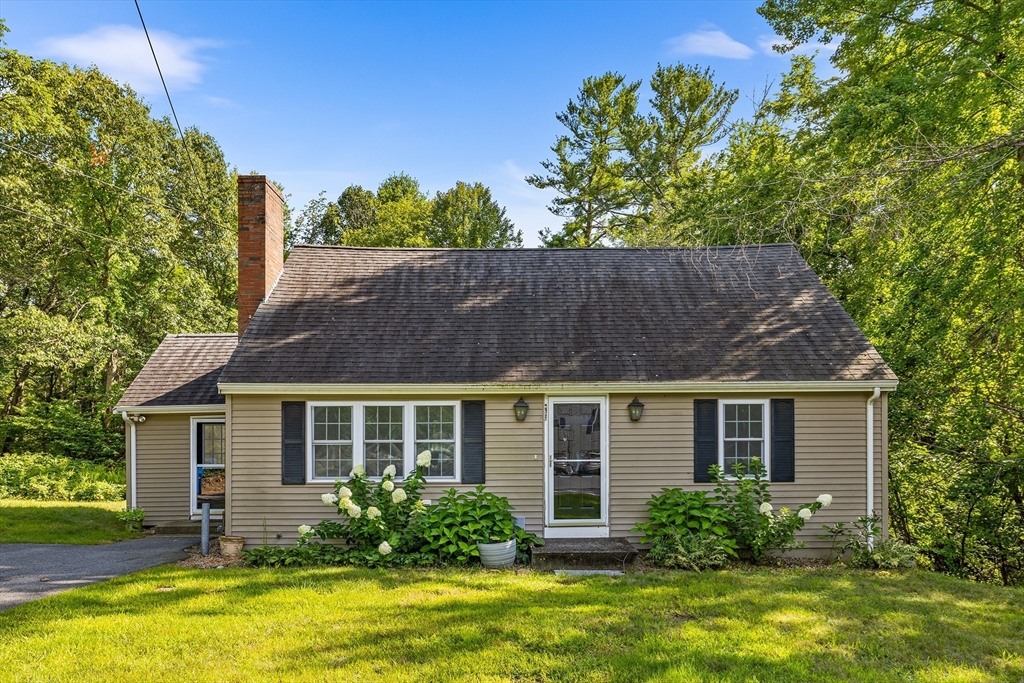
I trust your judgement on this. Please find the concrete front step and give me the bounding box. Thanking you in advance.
[149,520,221,536]
[532,537,637,571]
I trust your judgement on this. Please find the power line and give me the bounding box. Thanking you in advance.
[0,140,197,223]
[0,202,160,257]
[133,0,205,199]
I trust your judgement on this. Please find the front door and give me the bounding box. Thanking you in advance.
[545,397,609,537]
[192,419,225,517]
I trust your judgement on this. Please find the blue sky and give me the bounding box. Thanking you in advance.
[2,1,827,246]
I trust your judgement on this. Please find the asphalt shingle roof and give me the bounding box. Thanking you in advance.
[218,244,895,385]
[118,334,237,407]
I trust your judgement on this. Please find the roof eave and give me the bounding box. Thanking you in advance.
[216,379,898,395]
[114,404,227,415]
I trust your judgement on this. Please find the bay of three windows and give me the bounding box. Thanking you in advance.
[310,402,457,481]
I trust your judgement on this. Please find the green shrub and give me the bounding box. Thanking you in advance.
[420,485,542,564]
[712,460,831,564]
[0,453,125,501]
[298,457,430,566]
[633,488,737,556]
[836,516,919,570]
[647,531,732,571]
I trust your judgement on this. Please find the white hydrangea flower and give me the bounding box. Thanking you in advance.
[351,465,366,477]
[321,493,339,505]
[816,494,833,507]
[416,450,432,468]
[337,486,352,500]
[297,524,313,535]
[383,464,397,478]
[347,503,362,519]
[392,488,407,504]
[381,480,395,492]
[367,506,381,520]
[759,502,773,515]
[378,541,392,555]
[798,508,813,520]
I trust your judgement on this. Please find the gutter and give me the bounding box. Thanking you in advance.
[119,411,138,509]
[217,379,899,396]
[866,386,881,548]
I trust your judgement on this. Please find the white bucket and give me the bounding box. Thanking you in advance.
[477,539,516,568]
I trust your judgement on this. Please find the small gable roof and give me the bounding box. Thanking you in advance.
[118,334,237,408]
[218,244,895,386]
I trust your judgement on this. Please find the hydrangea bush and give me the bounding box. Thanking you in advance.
[295,452,433,566]
[712,460,831,564]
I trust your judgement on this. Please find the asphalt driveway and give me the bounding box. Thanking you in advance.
[0,536,199,611]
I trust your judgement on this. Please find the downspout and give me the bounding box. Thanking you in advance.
[866,387,881,548]
[119,411,137,509]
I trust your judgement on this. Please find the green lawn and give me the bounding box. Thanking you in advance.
[0,499,140,544]
[1,566,1021,682]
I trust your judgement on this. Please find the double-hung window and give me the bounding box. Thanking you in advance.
[312,406,353,478]
[415,405,456,478]
[719,399,770,477]
[307,402,459,482]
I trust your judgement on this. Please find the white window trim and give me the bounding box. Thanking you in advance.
[718,398,771,480]
[543,395,610,531]
[306,401,461,484]
[189,416,226,518]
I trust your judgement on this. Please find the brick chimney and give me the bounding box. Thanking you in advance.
[237,175,284,336]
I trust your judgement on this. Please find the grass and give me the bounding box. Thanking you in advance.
[0,499,141,544]
[1,566,1021,682]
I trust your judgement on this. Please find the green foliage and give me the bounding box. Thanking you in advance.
[294,175,522,248]
[300,460,429,565]
[0,453,124,500]
[830,515,919,570]
[116,507,145,523]
[646,530,733,571]
[632,488,736,556]
[529,64,735,246]
[420,486,542,564]
[0,33,242,460]
[712,461,826,563]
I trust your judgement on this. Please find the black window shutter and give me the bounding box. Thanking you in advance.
[281,401,306,485]
[693,399,718,483]
[771,399,795,482]
[462,400,485,484]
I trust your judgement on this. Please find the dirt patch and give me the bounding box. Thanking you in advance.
[177,539,247,570]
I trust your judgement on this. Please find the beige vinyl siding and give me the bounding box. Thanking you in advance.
[227,390,888,555]
[133,414,192,524]
[227,394,544,545]
[609,392,888,551]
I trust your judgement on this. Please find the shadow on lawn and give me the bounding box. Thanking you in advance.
[268,569,1024,681]
[1,567,1021,681]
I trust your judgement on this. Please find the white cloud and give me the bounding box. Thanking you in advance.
[757,34,838,57]
[40,25,219,94]
[667,29,755,59]
[492,160,558,247]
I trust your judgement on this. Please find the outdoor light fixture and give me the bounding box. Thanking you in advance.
[513,397,529,421]
[628,397,645,421]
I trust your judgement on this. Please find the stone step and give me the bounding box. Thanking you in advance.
[531,537,637,571]
[149,520,222,536]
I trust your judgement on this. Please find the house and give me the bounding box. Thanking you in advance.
[116,175,897,551]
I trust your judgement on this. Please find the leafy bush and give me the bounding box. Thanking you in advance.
[298,458,430,566]
[832,515,918,570]
[249,452,542,569]
[633,488,736,555]
[712,460,830,564]
[0,453,125,501]
[647,530,732,571]
[420,485,542,564]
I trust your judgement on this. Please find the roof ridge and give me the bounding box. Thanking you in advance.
[289,243,797,253]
